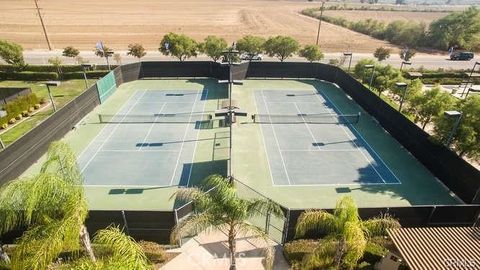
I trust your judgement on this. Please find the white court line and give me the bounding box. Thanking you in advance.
[138,102,166,151]
[80,90,147,173]
[185,88,209,187]
[315,88,401,184]
[170,90,201,186]
[137,101,198,104]
[261,90,292,185]
[280,149,359,152]
[100,149,179,153]
[77,91,141,161]
[84,184,179,188]
[312,90,387,184]
[254,92,276,186]
[293,102,321,151]
[272,182,402,187]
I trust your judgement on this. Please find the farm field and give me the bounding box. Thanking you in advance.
[0,0,392,52]
[322,10,450,24]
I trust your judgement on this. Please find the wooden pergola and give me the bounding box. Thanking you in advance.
[388,227,480,270]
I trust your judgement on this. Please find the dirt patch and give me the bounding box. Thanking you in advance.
[0,0,393,52]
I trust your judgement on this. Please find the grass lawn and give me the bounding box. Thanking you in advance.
[0,79,97,146]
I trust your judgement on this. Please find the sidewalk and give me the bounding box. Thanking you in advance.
[161,229,289,270]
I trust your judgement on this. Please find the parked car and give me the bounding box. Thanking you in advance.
[450,51,474,60]
[240,53,263,61]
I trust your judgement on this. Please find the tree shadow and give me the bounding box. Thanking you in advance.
[185,78,228,100]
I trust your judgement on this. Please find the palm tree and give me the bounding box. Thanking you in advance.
[0,141,148,269]
[295,196,400,269]
[171,175,284,270]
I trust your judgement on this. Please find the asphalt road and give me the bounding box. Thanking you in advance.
[1,50,477,70]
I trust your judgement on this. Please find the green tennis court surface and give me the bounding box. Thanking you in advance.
[36,78,459,210]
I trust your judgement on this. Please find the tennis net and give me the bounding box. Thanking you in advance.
[98,113,212,124]
[252,112,360,124]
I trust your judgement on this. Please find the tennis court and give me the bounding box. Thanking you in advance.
[253,89,400,186]
[78,89,210,187]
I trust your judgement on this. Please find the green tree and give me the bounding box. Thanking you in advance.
[199,35,228,62]
[434,95,480,159]
[400,48,417,62]
[428,7,480,50]
[0,142,148,270]
[373,47,391,62]
[353,58,376,79]
[127,43,147,59]
[94,45,113,58]
[171,175,284,270]
[410,86,457,129]
[48,56,63,75]
[0,40,26,70]
[159,32,198,61]
[236,35,265,61]
[62,46,80,58]
[295,196,400,269]
[264,36,300,62]
[299,45,324,62]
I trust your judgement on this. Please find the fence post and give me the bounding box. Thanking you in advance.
[121,210,130,235]
[426,206,436,225]
[282,208,291,244]
[265,208,271,235]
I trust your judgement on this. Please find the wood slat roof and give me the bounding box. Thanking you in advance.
[388,227,480,270]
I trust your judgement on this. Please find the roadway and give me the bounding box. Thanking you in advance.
[1,50,477,70]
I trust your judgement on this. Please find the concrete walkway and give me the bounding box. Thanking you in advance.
[161,229,290,270]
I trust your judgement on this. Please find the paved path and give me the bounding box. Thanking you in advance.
[161,229,289,270]
[3,50,476,70]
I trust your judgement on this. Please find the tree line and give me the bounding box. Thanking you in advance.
[354,58,480,161]
[302,6,480,51]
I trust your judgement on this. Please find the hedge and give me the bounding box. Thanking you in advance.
[0,93,39,127]
[0,71,59,81]
[283,239,320,264]
[0,64,114,73]
[60,71,109,80]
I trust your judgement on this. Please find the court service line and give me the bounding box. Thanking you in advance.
[293,102,321,151]
[186,88,209,187]
[316,89,401,184]
[272,182,402,187]
[77,91,141,161]
[261,90,292,185]
[312,90,387,184]
[138,102,166,151]
[253,92,276,186]
[280,149,359,152]
[170,90,201,186]
[100,149,179,153]
[80,90,147,173]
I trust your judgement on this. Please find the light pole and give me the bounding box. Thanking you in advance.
[45,81,61,112]
[395,82,408,112]
[400,61,411,71]
[81,64,94,90]
[364,64,375,90]
[315,1,325,46]
[34,0,52,50]
[444,110,462,148]
[343,52,353,72]
[462,61,480,97]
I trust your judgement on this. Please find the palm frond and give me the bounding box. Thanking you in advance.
[235,222,275,270]
[11,213,82,270]
[170,212,219,245]
[333,196,360,227]
[362,214,401,237]
[170,187,213,211]
[247,199,284,220]
[40,141,84,185]
[93,226,149,270]
[295,210,337,238]
[342,221,367,268]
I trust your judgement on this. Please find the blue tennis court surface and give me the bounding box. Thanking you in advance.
[78,89,208,187]
[254,89,400,186]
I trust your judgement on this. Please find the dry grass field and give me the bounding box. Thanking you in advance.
[323,10,450,24]
[0,0,393,52]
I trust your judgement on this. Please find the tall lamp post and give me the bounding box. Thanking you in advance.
[395,82,408,112]
[462,61,480,97]
[81,64,94,90]
[400,61,411,71]
[343,52,353,72]
[444,110,462,148]
[364,64,375,90]
[45,81,61,112]
[315,1,325,46]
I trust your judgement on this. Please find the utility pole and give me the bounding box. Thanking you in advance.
[315,1,325,46]
[34,0,52,50]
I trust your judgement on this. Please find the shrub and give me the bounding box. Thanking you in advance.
[28,107,34,113]
[40,98,47,104]
[15,114,22,120]
[60,70,109,80]
[361,242,388,265]
[8,118,16,124]
[34,104,41,109]
[22,110,29,117]
[0,71,59,80]
[283,239,320,264]
[0,123,7,129]
[138,240,166,264]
